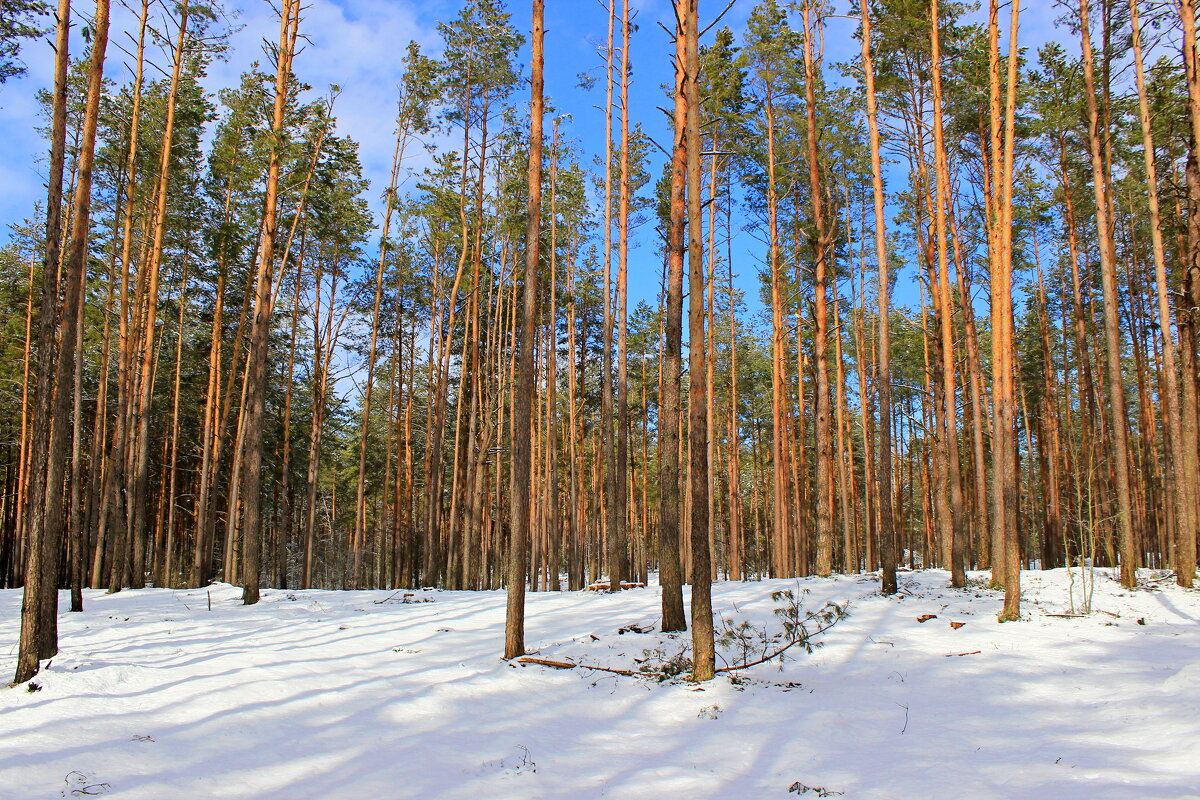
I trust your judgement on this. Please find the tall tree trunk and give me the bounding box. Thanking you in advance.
[101,47,141,591]
[802,0,834,579]
[860,0,897,596]
[17,0,109,683]
[727,227,743,581]
[547,120,563,590]
[127,0,191,590]
[504,0,543,659]
[681,0,714,681]
[68,232,86,611]
[278,263,304,590]
[162,258,191,588]
[599,0,620,592]
[15,0,71,684]
[989,0,1022,619]
[241,0,298,605]
[949,202,989,570]
[1174,0,1200,588]
[765,85,790,580]
[929,0,967,586]
[192,183,235,587]
[833,278,853,572]
[1079,0,1137,589]
[614,0,633,592]
[1033,234,1064,570]
[353,106,410,590]
[659,5,688,633]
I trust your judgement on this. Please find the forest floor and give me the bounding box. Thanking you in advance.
[2,567,1198,799]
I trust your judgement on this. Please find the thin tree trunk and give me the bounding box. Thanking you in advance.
[681,0,714,681]
[1079,0,1137,588]
[127,0,191,590]
[614,0,633,592]
[765,85,789,580]
[353,106,410,590]
[162,257,191,588]
[860,0,897,596]
[929,0,967,586]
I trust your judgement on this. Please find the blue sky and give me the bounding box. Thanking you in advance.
[0,0,1068,319]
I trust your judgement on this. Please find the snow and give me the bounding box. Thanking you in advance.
[3,568,1198,799]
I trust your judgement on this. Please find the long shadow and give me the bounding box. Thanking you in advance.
[2,570,1198,799]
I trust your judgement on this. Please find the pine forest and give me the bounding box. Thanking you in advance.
[1,0,1199,796]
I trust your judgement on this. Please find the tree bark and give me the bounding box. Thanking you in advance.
[659,5,688,633]
[504,0,544,659]
[682,0,713,681]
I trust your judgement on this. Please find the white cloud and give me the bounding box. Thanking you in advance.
[211,0,447,211]
[0,0,454,237]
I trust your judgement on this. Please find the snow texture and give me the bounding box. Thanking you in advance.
[2,568,1198,799]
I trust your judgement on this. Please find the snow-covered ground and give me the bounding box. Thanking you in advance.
[2,568,1198,799]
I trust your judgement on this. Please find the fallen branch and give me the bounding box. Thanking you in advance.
[517,596,848,682]
[515,656,636,677]
[944,650,981,657]
[716,611,845,674]
[1045,609,1119,619]
[515,657,576,670]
